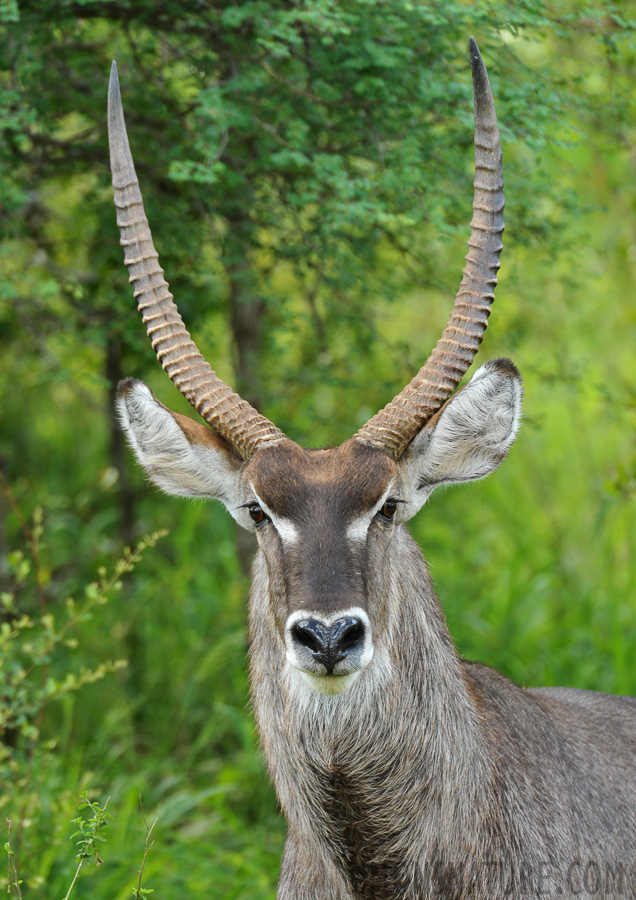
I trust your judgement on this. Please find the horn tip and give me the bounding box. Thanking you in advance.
[107,57,135,186]
[469,36,487,87]
[469,36,497,127]
[108,60,120,102]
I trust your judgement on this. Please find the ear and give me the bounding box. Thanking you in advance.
[117,378,245,518]
[398,359,522,517]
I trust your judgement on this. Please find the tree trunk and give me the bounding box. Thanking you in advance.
[223,222,263,575]
[105,336,136,546]
[105,336,147,746]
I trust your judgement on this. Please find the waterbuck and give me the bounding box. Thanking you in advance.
[109,39,636,900]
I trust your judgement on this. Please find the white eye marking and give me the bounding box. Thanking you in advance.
[250,486,299,544]
[345,480,397,544]
[346,516,371,543]
[272,517,299,544]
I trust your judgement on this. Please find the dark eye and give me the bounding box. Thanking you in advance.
[379,499,398,520]
[249,503,267,525]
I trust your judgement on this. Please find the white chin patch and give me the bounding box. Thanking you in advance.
[298,671,362,695]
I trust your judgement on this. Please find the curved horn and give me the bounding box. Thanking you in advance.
[108,61,286,460]
[354,37,504,458]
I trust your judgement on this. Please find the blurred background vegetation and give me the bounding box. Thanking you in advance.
[1,0,635,896]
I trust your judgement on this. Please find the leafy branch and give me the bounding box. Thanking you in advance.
[63,793,112,900]
[0,473,46,614]
[0,529,168,743]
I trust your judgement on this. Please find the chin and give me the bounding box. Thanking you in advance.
[299,670,362,695]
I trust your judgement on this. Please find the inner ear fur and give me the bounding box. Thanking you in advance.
[117,378,244,506]
[169,408,243,462]
[399,359,522,505]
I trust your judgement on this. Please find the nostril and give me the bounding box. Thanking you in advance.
[329,617,365,655]
[291,620,327,655]
[338,620,365,653]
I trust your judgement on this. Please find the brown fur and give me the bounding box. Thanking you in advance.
[246,441,396,620]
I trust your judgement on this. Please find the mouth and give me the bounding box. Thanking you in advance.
[296,670,364,695]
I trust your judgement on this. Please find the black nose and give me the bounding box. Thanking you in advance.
[291,617,365,674]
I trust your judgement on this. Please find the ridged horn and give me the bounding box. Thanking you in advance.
[108,61,286,460]
[354,37,504,458]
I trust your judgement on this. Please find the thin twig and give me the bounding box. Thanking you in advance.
[134,796,157,899]
[5,820,23,899]
[62,853,85,900]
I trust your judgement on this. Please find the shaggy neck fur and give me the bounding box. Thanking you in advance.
[249,526,493,899]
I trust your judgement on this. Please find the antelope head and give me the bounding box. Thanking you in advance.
[111,39,521,696]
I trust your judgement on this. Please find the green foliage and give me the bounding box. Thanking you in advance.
[0,492,172,897]
[0,501,164,808]
[70,794,111,865]
[65,794,113,899]
[0,487,282,896]
[0,0,635,896]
